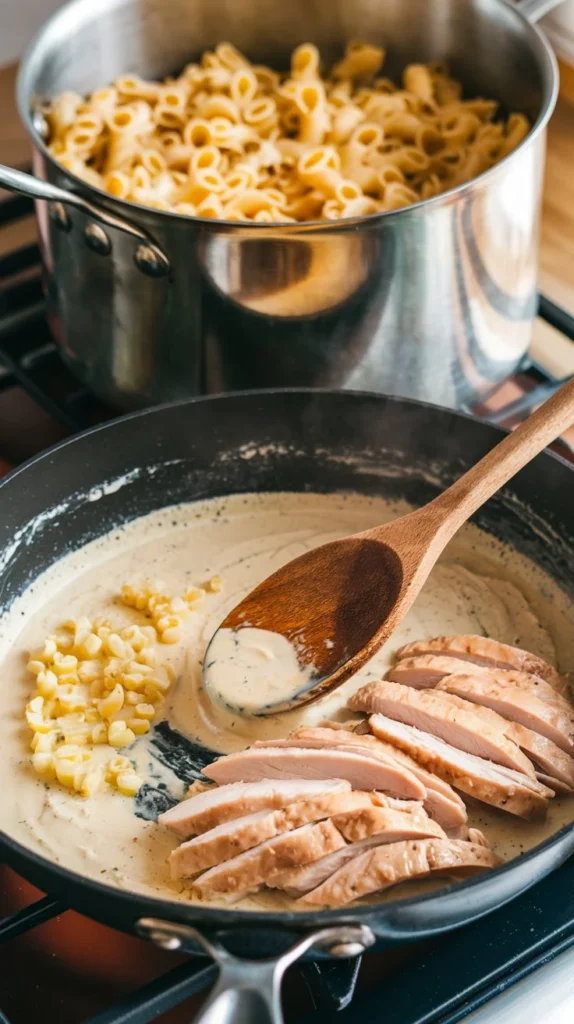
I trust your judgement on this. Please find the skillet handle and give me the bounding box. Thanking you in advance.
[516,0,568,23]
[137,918,374,1024]
[0,163,170,277]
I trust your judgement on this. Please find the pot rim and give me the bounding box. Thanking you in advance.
[0,386,573,932]
[16,0,559,234]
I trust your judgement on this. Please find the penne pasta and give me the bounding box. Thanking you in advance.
[44,39,530,222]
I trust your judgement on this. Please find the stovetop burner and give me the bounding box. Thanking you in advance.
[1,190,574,1023]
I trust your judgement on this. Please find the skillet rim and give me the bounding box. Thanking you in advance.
[1,386,573,932]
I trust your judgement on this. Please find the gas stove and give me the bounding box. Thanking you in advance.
[1,190,574,1024]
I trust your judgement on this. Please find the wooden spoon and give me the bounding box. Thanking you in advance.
[204,378,574,715]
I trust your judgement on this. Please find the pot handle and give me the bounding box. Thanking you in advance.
[137,917,375,1024]
[516,0,568,23]
[0,163,171,277]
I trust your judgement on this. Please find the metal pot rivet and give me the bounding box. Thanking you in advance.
[51,202,72,233]
[133,243,171,278]
[149,930,182,951]
[328,941,367,958]
[85,223,112,256]
[32,110,49,140]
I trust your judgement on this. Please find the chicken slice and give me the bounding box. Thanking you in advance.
[158,778,349,839]
[348,680,535,776]
[505,722,574,792]
[203,746,426,799]
[386,655,487,689]
[299,838,500,907]
[259,726,467,831]
[272,806,446,897]
[396,636,564,692]
[191,820,345,901]
[169,790,372,879]
[332,803,446,843]
[369,714,552,820]
[436,674,574,754]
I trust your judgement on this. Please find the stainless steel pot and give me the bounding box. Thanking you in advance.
[0,0,565,410]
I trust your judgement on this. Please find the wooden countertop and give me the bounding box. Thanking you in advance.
[1,60,574,378]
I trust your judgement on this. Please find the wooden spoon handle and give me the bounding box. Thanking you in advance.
[425,375,574,537]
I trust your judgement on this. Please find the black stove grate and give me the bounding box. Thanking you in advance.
[1,190,574,1023]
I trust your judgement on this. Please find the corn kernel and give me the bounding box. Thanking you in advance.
[57,685,87,714]
[37,669,58,698]
[107,755,131,775]
[80,767,103,797]
[98,682,125,719]
[122,673,146,692]
[78,659,102,683]
[32,752,56,780]
[53,652,78,674]
[121,625,147,651]
[156,614,179,633]
[53,632,74,651]
[89,679,105,699]
[62,724,90,746]
[184,586,204,605]
[135,702,155,720]
[91,722,108,744]
[125,690,141,706]
[127,718,150,735]
[56,744,83,760]
[31,731,56,753]
[108,722,135,748]
[136,647,157,667]
[161,626,182,644]
[140,626,157,643]
[116,771,142,796]
[55,760,80,788]
[105,633,127,659]
[26,711,52,734]
[170,597,188,615]
[43,638,58,658]
[206,574,222,593]
[144,683,164,704]
[126,661,154,676]
[80,633,103,658]
[27,659,45,676]
[28,695,44,714]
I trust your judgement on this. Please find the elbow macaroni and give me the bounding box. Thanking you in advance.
[45,40,530,221]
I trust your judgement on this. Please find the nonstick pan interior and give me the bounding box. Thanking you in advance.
[1,389,574,948]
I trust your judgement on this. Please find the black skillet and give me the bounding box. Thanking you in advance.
[1,390,573,1023]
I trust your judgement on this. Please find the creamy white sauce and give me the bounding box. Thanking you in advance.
[204,626,317,713]
[0,490,572,911]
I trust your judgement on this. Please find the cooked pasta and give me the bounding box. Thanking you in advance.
[45,40,530,223]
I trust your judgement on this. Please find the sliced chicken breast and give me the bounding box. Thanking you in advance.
[386,655,488,689]
[505,722,574,791]
[349,680,535,777]
[272,807,446,897]
[332,803,446,844]
[299,838,500,907]
[369,714,552,820]
[158,778,349,838]
[191,820,345,901]
[436,674,574,754]
[396,636,564,692]
[169,790,372,879]
[203,746,427,799]
[253,726,466,830]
